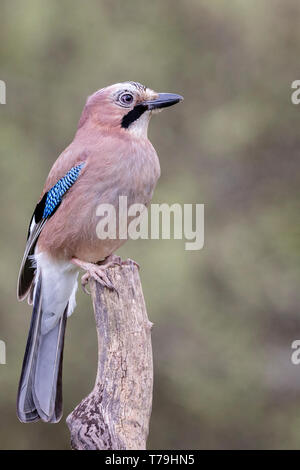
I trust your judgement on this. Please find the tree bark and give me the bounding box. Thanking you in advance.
[66,262,153,450]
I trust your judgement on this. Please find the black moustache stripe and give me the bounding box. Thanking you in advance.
[121,104,147,129]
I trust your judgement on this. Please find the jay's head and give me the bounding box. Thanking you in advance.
[78,81,183,138]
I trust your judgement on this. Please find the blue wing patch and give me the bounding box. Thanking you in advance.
[42,163,85,218]
[19,162,85,299]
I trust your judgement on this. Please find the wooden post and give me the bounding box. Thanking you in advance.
[66,262,153,450]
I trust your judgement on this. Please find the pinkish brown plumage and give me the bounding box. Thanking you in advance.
[38,130,160,261]
[16,81,183,423]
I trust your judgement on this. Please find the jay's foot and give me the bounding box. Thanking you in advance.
[71,255,120,294]
[121,258,140,270]
[71,255,139,294]
[99,254,140,270]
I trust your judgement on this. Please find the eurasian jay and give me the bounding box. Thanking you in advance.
[16,81,183,423]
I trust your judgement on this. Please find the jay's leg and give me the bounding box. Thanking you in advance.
[71,254,120,293]
[71,254,139,294]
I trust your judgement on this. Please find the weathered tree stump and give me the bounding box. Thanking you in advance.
[66,262,153,450]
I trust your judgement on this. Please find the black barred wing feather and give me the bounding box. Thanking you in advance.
[17,219,46,301]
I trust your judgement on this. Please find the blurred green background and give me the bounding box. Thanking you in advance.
[1,0,300,450]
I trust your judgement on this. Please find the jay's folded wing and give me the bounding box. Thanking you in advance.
[17,163,85,301]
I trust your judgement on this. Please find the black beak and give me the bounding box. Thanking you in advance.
[143,93,183,110]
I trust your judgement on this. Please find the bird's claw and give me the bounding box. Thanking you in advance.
[72,255,139,295]
[97,255,139,272]
[121,258,140,270]
[98,254,122,269]
[80,265,115,294]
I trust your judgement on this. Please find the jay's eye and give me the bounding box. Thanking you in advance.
[119,93,134,106]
